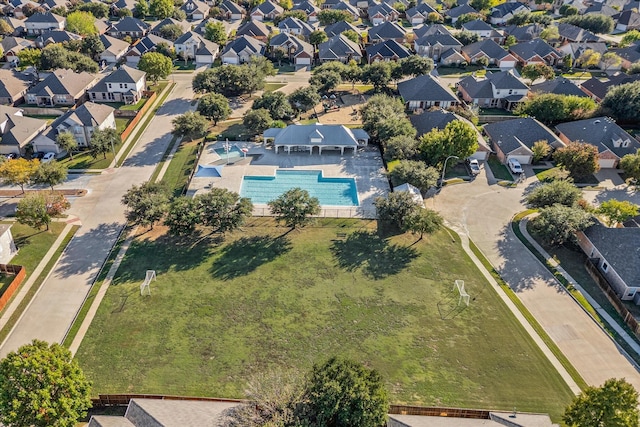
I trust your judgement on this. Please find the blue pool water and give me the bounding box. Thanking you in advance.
[241,170,359,206]
[214,145,242,160]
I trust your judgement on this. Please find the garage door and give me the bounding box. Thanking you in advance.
[507,155,532,165]
[599,159,616,168]
[296,57,311,65]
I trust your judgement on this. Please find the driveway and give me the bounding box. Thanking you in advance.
[429,167,640,391]
[0,73,196,357]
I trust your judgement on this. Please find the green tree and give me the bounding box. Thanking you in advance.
[628,63,640,75]
[521,63,555,84]
[122,181,170,229]
[305,356,388,427]
[309,70,342,93]
[507,11,532,25]
[469,0,490,10]
[601,81,640,122]
[268,187,320,229]
[576,49,601,70]
[526,179,582,208]
[541,25,560,42]
[56,132,78,159]
[77,2,109,18]
[288,86,321,113]
[16,48,42,78]
[138,51,173,83]
[309,29,329,46]
[253,91,294,120]
[383,134,420,161]
[563,13,615,34]
[455,13,485,29]
[135,0,149,17]
[554,142,600,180]
[559,4,578,16]
[164,196,200,235]
[361,62,392,92]
[475,56,489,67]
[195,188,253,233]
[598,200,639,227]
[159,23,184,40]
[192,61,272,96]
[65,11,97,36]
[173,8,186,20]
[400,55,434,77]
[388,160,439,192]
[530,204,593,246]
[273,10,308,24]
[279,0,293,9]
[621,30,640,47]
[419,120,478,167]
[90,128,119,159]
[504,35,517,48]
[532,140,552,163]
[80,34,105,60]
[0,339,91,427]
[33,161,67,191]
[243,108,272,136]
[360,94,415,143]
[150,0,174,17]
[197,93,231,125]
[515,94,596,124]
[172,111,209,139]
[405,207,443,239]
[118,8,133,17]
[374,191,421,230]
[563,378,639,427]
[342,29,360,43]
[317,9,353,25]
[456,30,480,45]
[204,21,227,44]
[0,19,15,35]
[601,52,622,71]
[0,158,39,193]
[15,192,50,230]
[619,149,640,187]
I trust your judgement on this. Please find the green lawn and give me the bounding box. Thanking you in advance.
[208,120,250,141]
[533,167,599,185]
[444,161,469,179]
[173,61,196,71]
[263,83,287,92]
[75,221,574,419]
[115,117,133,135]
[24,114,61,125]
[103,97,148,111]
[487,155,513,181]
[160,139,200,197]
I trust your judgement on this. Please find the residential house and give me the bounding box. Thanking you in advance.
[5,0,41,19]
[320,0,342,9]
[613,41,640,69]
[125,34,172,65]
[1,37,35,63]
[220,35,266,64]
[576,224,640,303]
[324,20,360,38]
[556,117,640,168]
[268,32,314,66]
[35,30,80,48]
[503,24,543,42]
[584,3,618,16]
[414,33,462,61]
[531,77,589,97]
[49,102,116,148]
[0,69,31,105]
[557,22,601,43]
[394,182,423,205]
[413,23,453,39]
[93,18,109,35]
[440,48,467,65]
[277,17,315,39]
[250,0,283,21]
[99,34,131,63]
[26,69,98,107]
[558,41,608,63]
[107,17,150,40]
[174,31,219,64]
[0,106,47,156]
[331,1,359,21]
[445,3,478,24]
[318,34,362,63]
[110,0,136,17]
[509,39,562,66]
[613,10,640,31]
[461,20,504,44]
[292,0,320,22]
[180,0,209,20]
[398,74,459,111]
[235,20,270,42]
[489,2,529,25]
[409,108,491,160]
[579,73,640,101]
[219,0,246,20]
[0,225,17,264]
[150,18,190,37]
[368,2,399,26]
[484,117,564,165]
[368,21,406,43]
[461,39,518,68]
[365,39,411,63]
[0,16,26,36]
[88,65,147,104]
[405,3,440,26]
[25,12,64,35]
[264,123,369,155]
[457,70,529,110]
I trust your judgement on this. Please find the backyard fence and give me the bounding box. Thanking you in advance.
[585,259,640,340]
[0,264,26,312]
[119,91,157,143]
[477,115,516,124]
[251,206,377,219]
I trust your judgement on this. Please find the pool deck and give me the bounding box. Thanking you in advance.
[188,141,390,219]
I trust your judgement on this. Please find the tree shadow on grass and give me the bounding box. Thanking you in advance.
[210,235,292,280]
[330,230,418,280]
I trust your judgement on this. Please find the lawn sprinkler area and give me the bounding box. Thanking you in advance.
[75,220,574,420]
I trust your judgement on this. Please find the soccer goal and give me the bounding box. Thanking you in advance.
[453,280,470,307]
[140,270,156,296]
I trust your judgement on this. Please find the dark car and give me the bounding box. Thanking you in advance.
[33,152,45,160]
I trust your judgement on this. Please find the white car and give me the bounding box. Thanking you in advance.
[41,152,56,163]
[507,158,523,174]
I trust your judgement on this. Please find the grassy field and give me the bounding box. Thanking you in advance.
[263,83,287,92]
[161,139,200,197]
[75,220,574,419]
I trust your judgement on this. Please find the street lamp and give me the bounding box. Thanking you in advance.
[440,155,459,188]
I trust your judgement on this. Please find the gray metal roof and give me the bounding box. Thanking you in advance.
[584,223,640,289]
[397,74,458,103]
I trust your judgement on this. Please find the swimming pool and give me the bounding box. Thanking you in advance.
[214,145,242,160]
[241,170,359,206]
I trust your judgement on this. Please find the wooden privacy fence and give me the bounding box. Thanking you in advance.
[119,91,158,143]
[0,264,26,312]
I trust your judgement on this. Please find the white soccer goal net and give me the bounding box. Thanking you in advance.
[453,280,470,307]
[140,270,156,296]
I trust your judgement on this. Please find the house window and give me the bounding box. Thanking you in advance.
[508,89,513,94]
[602,262,609,272]
[119,83,124,88]
[107,83,112,89]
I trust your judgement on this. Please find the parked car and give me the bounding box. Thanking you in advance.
[467,159,480,175]
[5,153,17,160]
[41,152,56,163]
[33,152,45,160]
[507,158,523,174]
